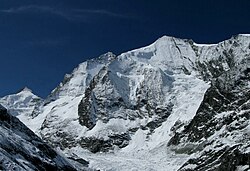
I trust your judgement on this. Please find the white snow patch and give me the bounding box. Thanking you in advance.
[236,165,249,171]
[193,42,218,47]
[239,34,250,37]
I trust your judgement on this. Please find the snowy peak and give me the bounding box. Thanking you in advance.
[96,51,116,61]
[154,35,187,44]
[118,35,197,75]
[18,86,33,93]
[0,87,42,119]
[46,52,116,102]
[12,87,39,100]
[42,34,250,103]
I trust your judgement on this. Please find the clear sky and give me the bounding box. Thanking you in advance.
[0,0,250,98]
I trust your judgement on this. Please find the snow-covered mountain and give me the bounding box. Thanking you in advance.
[0,87,42,119]
[0,87,46,135]
[1,34,250,170]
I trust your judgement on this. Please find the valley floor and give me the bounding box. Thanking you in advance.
[65,146,189,171]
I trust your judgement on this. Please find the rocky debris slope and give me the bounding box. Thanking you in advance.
[0,104,76,171]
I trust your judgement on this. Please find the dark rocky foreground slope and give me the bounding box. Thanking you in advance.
[0,104,76,171]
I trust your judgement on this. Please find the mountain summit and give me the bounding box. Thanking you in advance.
[18,86,33,93]
[1,34,250,170]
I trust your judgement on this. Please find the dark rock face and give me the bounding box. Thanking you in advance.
[179,145,250,171]
[169,67,250,144]
[77,64,174,152]
[79,133,130,153]
[78,68,104,129]
[168,38,250,170]
[0,105,76,171]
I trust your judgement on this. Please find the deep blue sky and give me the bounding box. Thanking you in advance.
[0,0,250,98]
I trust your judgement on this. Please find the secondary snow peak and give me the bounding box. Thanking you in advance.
[18,86,33,93]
